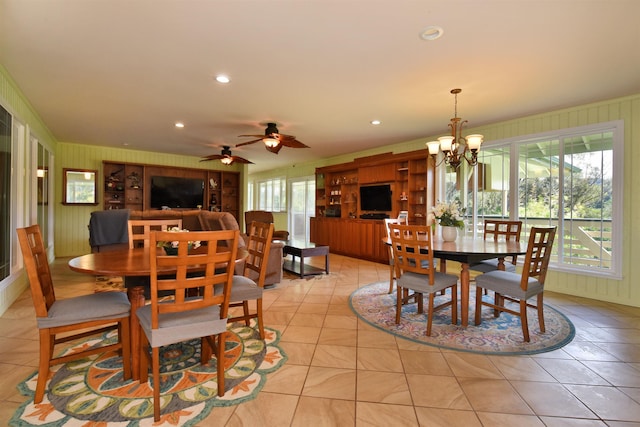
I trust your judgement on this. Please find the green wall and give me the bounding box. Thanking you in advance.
[248,94,640,307]
[54,143,243,256]
[2,62,640,310]
[0,66,58,314]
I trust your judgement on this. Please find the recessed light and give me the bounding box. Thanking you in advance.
[175,122,184,128]
[371,120,382,126]
[215,75,230,84]
[419,26,444,41]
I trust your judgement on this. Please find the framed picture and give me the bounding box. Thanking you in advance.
[63,168,98,205]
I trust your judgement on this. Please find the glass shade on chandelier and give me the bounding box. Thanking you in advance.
[426,88,483,169]
[220,156,233,165]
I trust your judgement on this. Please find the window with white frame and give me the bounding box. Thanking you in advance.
[257,177,286,212]
[0,104,11,281]
[442,120,623,278]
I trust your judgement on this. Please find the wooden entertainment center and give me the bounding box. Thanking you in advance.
[101,161,241,221]
[310,149,435,263]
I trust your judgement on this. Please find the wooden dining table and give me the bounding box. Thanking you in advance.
[383,236,526,327]
[68,245,247,380]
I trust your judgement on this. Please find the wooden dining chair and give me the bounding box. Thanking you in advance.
[474,226,557,342]
[17,224,131,404]
[470,220,523,273]
[127,218,183,248]
[389,224,459,336]
[226,221,273,339]
[137,229,239,421]
[383,218,404,294]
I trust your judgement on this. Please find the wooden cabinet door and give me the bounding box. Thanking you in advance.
[358,164,395,184]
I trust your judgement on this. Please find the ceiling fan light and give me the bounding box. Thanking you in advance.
[263,137,279,148]
[220,156,233,165]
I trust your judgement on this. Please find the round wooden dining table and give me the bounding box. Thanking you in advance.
[384,236,526,327]
[68,245,247,380]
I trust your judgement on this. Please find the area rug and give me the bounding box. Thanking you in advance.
[11,322,287,426]
[350,281,575,355]
[95,275,125,293]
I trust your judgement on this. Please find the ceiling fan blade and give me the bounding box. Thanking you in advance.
[200,154,224,161]
[232,156,254,164]
[280,138,309,148]
[266,144,284,154]
[238,134,267,138]
[236,138,262,147]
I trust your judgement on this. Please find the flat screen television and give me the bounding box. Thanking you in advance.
[150,176,204,209]
[359,184,392,211]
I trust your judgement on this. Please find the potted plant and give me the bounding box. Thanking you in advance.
[157,227,201,255]
[431,201,465,241]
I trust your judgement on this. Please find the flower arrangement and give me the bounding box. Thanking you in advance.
[431,200,465,229]
[157,227,201,254]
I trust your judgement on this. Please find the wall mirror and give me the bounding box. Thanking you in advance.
[63,168,98,205]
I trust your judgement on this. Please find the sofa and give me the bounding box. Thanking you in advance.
[244,210,290,240]
[90,209,284,286]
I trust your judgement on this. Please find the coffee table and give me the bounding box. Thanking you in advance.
[281,239,329,278]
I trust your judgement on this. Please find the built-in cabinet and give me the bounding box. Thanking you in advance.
[314,150,433,223]
[311,149,434,263]
[206,169,240,220]
[102,161,240,221]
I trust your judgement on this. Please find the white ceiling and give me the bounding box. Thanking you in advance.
[1,0,639,172]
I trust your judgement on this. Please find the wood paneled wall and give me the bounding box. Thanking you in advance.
[54,143,242,256]
[250,94,640,307]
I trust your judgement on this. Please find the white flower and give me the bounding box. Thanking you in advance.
[431,201,466,229]
[158,227,201,249]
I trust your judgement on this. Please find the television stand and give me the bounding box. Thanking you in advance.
[360,213,389,220]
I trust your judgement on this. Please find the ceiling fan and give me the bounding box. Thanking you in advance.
[237,122,309,154]
[200,145,253,165]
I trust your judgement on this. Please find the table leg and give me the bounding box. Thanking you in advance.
[460,262,470,327]
[325,252,329,274]
[127,285,145,381]
[300,256,306,278]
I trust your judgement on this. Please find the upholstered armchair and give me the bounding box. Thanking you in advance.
[244,210,289,240]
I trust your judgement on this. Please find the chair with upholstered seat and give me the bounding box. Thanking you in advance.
[127,218,183,248]
[389,224,459,336]
[244,210,289,240]
[17,224,131,404]
[470,220,523,273]
[474,226,556,342]
[137,229,238,421]
[383,218,405,294]
[226,221,273,339]
[88,209,130,252]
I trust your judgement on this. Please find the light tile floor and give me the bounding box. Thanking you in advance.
[2,255,640,426]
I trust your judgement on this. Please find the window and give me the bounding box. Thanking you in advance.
[257,177,286,212]
[441,121,622,278]
[289,177,315,241]
[0,105,11,281]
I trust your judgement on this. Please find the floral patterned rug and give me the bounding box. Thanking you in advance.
[11,323,287,426]
[95,275,126,292]
[350,281,574,355]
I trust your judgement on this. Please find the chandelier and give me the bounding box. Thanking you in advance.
[426,88,483,169]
